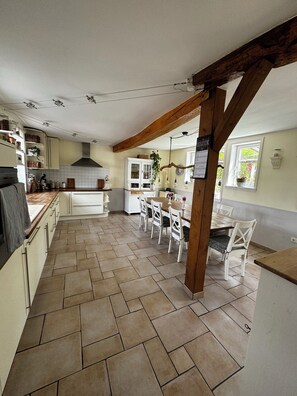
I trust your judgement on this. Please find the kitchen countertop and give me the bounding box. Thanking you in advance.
[254,247,297,286]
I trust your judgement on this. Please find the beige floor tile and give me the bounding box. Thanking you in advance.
[162,367,212,396]
[230,295,256,322]
[169,347,195,374]
[221,303,252,331]
[29,291,64,318]
[77,257,99,271]
[134,240,153,249]
[36,275,64,295]
[133,246,161,259]
[158,263,186,279]
[190,301,208,316]
[3,333,81,395]
[247,290,257,301]
[131,257,159,277]
[54,252,77,269]
[113,267,139,284]
[186,332,239,389]
[148,255,163,267]
[120,276,160,301]
[229,284,253,298]
[103,270,114,279]
[93,277,120,299]
[158,278,194,309]
[144,337,177,386]
[76,250,87,260]
[153,307,208,352]
[107,344,162,396]
[96,250,117,261]
[200,283,236,311]
[53,266,77,276]
[80,298,118,347]
[213,370,243,396]
[201,309,249,366]
[83,334,123,367]
[31,382,57,396]
[87,252,97,258]
[233,273,259,291]
[156,253,178,265]
[89,267,103,281]
[86,243,113,254]
[140,291,175,319]
[216,277,242,290]
[41,306,80,343]
[110,293,129,317]
[17,315,44,352]
[127,298,143,312]
[64,291,94,308]
[117,309,156,349]
[152,273,164,282]
[64,270,92,297]
[113,244,134,257]
[40,266,53,278]
[59,361,110,396]
[100,257,131,272]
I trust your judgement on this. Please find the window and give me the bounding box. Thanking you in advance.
[227,139,263,189]
[184,150,195,183]
[214,147,225,200]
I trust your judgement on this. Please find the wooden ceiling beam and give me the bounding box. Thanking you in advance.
[192,16,297,88]
[213,58,273,152]
[112,90,209,152]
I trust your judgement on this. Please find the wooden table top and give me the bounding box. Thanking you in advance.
[146,197,234,231]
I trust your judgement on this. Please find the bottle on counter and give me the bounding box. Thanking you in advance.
[61,181,66,189]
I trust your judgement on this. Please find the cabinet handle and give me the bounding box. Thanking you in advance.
[44,224,49,252]
[22,249,31,308]
[27,226,40,245]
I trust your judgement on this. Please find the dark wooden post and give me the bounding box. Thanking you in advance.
[184,87,226,298]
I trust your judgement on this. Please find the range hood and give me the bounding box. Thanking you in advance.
[71,142,102,168]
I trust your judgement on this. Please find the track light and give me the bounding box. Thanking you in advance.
[24,101,37,109]
[52,99,65,107]
[86,95,97,104]
[72,133,78,137]
[42,122,50,127]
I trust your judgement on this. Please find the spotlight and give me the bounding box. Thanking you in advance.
[52,99,65,107]
[24,101,37,109]
[86,95,97,104]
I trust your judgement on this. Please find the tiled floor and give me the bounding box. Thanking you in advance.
[3,213,273,395]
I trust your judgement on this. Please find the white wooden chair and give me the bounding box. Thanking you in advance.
[150,200,170,244]
[139,196,151,232]
[217,204,234,217]
[168,207,190,262]
[208,219,257,280]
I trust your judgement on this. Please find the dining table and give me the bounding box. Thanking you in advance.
[146,197,234,232]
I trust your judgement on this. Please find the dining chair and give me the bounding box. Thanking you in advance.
[139,196,152,232]
[217,204,234,217]
[208,219,257,280]
[174,194,182,202]
[168,207,190,262]
[150,200,170,244]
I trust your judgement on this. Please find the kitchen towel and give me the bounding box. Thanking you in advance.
[0,183,31,253]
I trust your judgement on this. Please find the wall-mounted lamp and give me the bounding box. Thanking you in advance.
[270,149,282,169]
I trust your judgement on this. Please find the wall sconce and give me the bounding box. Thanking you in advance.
[270,149,282,169]
[174,178,177,188]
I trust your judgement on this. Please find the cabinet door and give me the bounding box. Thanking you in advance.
[127,160,141,189]
[59,192,71,215]
[141,161,153,189]
[0,141,17,167]
[47,137,60,169]
[0,246,29,389]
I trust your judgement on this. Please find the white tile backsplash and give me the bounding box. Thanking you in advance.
[31,165,109,188]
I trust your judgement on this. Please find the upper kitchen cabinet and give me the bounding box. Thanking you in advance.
[25,127,47,169]
[125,158,153,190]
[47,137,59,169]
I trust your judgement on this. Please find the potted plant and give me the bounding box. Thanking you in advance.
[28,145,41,160]
[236,175,246,187]
[150,150,161,185]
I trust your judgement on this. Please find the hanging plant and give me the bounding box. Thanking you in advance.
[150,150,162,184]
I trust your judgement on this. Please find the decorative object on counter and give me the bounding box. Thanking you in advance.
[67,178,75,189]
[182,196,187,209]
[97,179,105,189]
[104,175,110,189]
[150,150,161,184]
[61,181,66,189]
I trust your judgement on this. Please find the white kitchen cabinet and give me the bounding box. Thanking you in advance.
[0,140,17,167]
[124,190,156,214]
[59,191,72,216]
[125,158,153,190]
[71,192,103,215]
[0,246,29,390]
[47,137,60,169]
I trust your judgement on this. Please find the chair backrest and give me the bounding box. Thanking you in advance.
[139,196,148,216]
[217,204,234,217]
[151,200,163,226]
[174,194,182,202]
[169,207,184,241]
[227,219,257,253]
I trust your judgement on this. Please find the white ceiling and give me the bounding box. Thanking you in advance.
[0,1,296,149]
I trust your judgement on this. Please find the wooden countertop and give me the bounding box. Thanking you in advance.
[254,247,297,286]
[26,191,59,237]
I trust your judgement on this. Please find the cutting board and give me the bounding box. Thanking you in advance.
[67,178,75,189]
[97,179,104,189]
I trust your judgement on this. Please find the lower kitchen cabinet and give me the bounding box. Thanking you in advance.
[124,190,156,214]
[59,191,71,216]
[0,246,29,391]
[59,191,109,218]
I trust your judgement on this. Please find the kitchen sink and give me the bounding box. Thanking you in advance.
[27,204,45,222]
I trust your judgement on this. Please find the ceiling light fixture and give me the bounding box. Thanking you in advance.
[86,95,97,104]
[42,122,50,127]
[160,134,195,172]
[52,99,65,107]
[72,133,78,137]
[24,101,37,109]
[91,139,97,143]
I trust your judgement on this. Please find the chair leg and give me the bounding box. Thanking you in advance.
[241,252,247,276]
[139,215,142,229]
[168,234,172,253]
[224,257,229,281]
[144,217,148,232]
[158,226,163,244]
[150,224,154,239]
[177,239,184,262]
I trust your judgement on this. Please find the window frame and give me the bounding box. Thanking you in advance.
[225,138,264,190]
[184,150,195,183]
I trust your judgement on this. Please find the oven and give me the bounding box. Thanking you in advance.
[0,167,18,269]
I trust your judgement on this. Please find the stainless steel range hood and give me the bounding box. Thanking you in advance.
[71,142,102,168]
